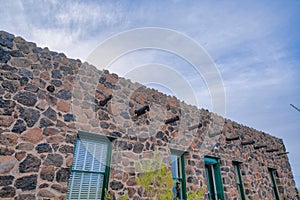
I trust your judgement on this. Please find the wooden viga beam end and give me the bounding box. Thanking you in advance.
[226,135,240,141]
[188,123,202,131]
[165,115,180,124]
[241,140,255,146]
[266,149,279,153]
[277,152,289,156]
[254,145,267,149]
[134,105,150,117]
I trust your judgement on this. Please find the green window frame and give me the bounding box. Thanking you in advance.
[204,156,225,200]
[67,131,113,200]
[171,150,187,200]
[268,168,280,200]
[232,162,246,200]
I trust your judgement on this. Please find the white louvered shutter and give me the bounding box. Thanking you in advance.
[67,137,108,200]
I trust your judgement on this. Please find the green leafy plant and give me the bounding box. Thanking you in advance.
[135,151,204,200]
[136,151,174,199]
[104,188,113,200]
[187,188,205,200]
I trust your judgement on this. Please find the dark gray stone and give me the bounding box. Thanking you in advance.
[0,175,14,186]
[0,98,15,115]
[0,64,17,72]
[0,186,15,198]
[19,77,29,86]
[0,31,14,49]
[3,72,20,80]
[56,168,70,182]
[36,143,52,153]
[12,119,26,133]
[133,142,144,153]
[50,79,62,87]
[63,113,75,122]
[43,107,57,121]
[60,65,73,75]
[0,47,11,63]
[110,180,124,190]
[156,131,164,139]
[104,81,114,89]
[56,89,72,100]
[39,117,55,128]
[100,122,109,129]
[59,145,74,154]
[39,183,49,188]
[19,107,40,127]
[24,83,39,92]
[19,68,33,79]
[111,131,121,137]
[120,111,130,119]
[99,76,106,83]
[1,80,19,93]
[15,175,37,191]
[46,85,55,93]
[51,70,62,79]
[44,154,63,167]
[10,50,24,57]
[187,176,198,184]
[19,154,41,173]
[15,91,38,106]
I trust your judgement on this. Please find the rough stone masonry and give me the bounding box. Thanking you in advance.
[0,30,298,200]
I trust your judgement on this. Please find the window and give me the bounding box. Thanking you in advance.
[204,157,224,200]
[268,168,280,200]
[171,150,187,200]
[233,162,246,200]
[67,132,112,200]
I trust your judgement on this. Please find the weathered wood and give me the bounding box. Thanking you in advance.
[226,136,240,141]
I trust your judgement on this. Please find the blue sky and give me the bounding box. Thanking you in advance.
[1,0,300,188]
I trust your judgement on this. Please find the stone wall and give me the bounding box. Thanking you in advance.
[0,30,298,200]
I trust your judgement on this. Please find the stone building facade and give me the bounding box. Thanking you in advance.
[0,30,298,200]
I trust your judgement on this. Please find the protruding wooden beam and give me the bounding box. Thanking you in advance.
[165,115,180,124]
[241,140,255,146]
[266,149,279,153]
[226,136,240,141]
[134,105,150,117]
[277,152,289,156]
[188,123,202,131]
[254,145,267,149]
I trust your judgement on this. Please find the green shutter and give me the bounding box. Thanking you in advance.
[67,133,112,200]
[233,162,246,200]
[268,168,280,200]
[214,164,225,200]
[204,157,225,200]
[180,154,187,199]
[171,150,187,200]
[205,165,213,200]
